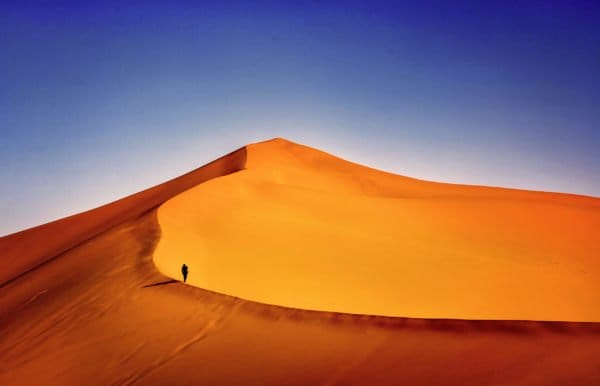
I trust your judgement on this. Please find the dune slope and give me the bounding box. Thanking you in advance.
[155,138,600,321]
[0,147,246,286]
[1,210,600,386]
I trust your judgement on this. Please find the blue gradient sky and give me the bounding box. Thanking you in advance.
[1,1,599,235]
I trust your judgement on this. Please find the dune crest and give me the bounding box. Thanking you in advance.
[154,138,600,322]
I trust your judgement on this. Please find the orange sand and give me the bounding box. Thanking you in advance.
[0,147,246,286]
[2,212,600,386]
[155,138,600,321]
[1,138,600,385]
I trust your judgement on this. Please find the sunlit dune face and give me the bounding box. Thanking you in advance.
[154,139,600,321]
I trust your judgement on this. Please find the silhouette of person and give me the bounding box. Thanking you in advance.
[181,264,189,283]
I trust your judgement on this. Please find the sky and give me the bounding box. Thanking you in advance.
[1,0,599,235]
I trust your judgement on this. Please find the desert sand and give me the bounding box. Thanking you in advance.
[1,138,599,385]
[155,138,600,321]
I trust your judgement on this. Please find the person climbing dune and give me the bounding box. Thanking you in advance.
[181,263,189,283]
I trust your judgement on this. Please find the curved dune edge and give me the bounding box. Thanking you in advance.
[154,138,600,322]
[0,147,247,287]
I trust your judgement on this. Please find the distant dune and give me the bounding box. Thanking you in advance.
[1,138,599,385]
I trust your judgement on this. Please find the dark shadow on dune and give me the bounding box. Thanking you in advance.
[158,283,600,336]
[142,279,178,288]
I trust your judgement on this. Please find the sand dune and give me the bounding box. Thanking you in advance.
[0,147,246,287]
[1,137,600,385]
[155,138,600,321]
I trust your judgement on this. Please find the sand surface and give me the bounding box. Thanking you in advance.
[1,138,600,385]
[155,138,600,321]
[2,211,600,385]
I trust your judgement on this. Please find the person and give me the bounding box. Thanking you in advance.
[181,264,189,283]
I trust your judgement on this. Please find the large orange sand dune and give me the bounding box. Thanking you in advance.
[1,138,599,385]
[155,138,600,321]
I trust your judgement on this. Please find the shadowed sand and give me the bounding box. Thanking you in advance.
[142,279,178,288]
[1,138,600,385]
